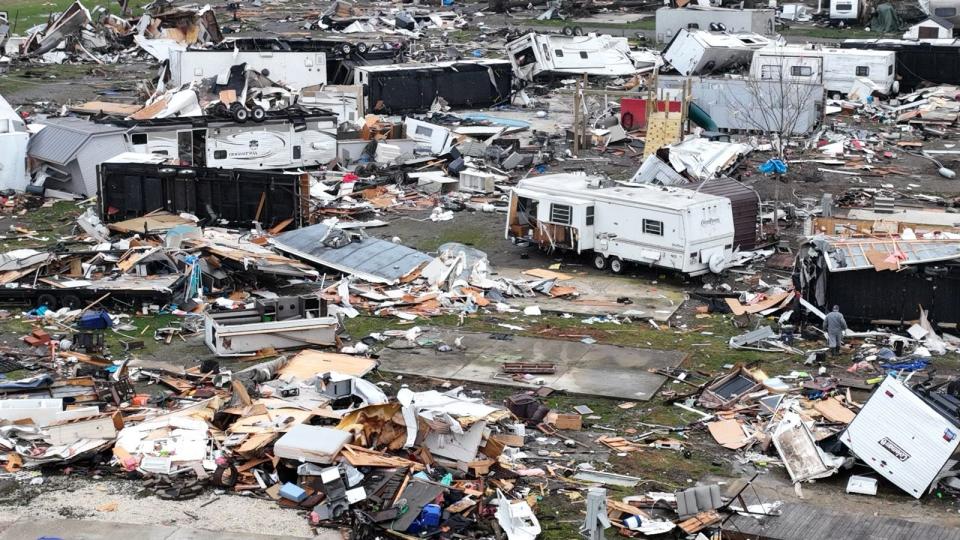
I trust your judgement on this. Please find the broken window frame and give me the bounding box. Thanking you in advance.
[760,65,782,80]
[550,203,572,225]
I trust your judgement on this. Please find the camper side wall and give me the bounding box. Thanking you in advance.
[822,52,896,94]
[592,201,688,271]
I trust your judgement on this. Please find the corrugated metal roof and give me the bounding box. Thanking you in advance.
[825,238,960,272]
[273,223,433,284]
[28,117,126,165]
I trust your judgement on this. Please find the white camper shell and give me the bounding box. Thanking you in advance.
[504,33,645,80]
[505,174,735,276]
[841,376,960,498]
[750,45,897,95]
[663,29,772,76]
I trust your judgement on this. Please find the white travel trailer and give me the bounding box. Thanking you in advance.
[504,33,650,80]
[0,94,28,191]
[124,111,339,169]
[505,174,735,276]
[750,45,897,94]
[663,29,772,76]
[830,0,867,24]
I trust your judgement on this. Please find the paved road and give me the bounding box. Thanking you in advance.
[0,518,343,540]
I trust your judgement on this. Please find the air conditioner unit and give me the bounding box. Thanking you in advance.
[459,169,506,194]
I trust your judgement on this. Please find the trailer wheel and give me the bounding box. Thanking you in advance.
[231,106,249,123]
[250,105,266,122]
[610,257,626,274]
[573,26,584,36]
[592,254,608,271]
[357,42,369,54]
[61,294,83,310]
[562,26,574,36]
[37,293,58,310]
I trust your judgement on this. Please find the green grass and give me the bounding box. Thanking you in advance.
[778,25,887,39]
[0,200,85,251]
[414,222,503,253]
[3,0,150,32]
[521,18,654,31]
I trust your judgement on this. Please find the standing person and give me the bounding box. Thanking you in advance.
[823,305,848,356]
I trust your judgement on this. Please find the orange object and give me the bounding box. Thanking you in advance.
[131,395,150,406]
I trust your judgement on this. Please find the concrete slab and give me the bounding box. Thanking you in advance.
[497,268,685,322]
[378,328,686,400]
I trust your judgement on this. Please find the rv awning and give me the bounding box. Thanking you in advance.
[511,187,591,206]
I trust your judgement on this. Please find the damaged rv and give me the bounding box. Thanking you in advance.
[504,33,658,80]
[28,109,338,196]
[663,29,772,76]
[167,36,407,89]
[749,45,898,95]
[505,174,735,276]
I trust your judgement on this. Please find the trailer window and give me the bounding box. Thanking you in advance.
[513,45,537,66]
[415,125,433,137]
[643,219,663,236]
[213,150,227,159]
[790,65,813,77]
[554,49,564,57]
[687,23,700,29]
[131,133,147,145]
[888,64,894,75]
[579,52,588,59]
[586,206,595,226]
[760,65,782,80]
[856,66,869,76]
[836,2,853,10]
[550,203,572,225]
[935,7,957,17]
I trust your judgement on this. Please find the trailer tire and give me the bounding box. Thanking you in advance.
[562,26,574,36]
[250,106,266,122]
[37,294,58,310]
[61,294,83,310]
[573,26,584,36]
[592,254,608,271]
[231,106,249,123]
[610,257,626,274]
[357,42,369,54]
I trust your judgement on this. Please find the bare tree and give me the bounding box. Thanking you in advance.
[721,53,825,234]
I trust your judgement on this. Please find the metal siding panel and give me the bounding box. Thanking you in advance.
[78,136,127,196]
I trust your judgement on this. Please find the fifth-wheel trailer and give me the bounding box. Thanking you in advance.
[505,174,735,276]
